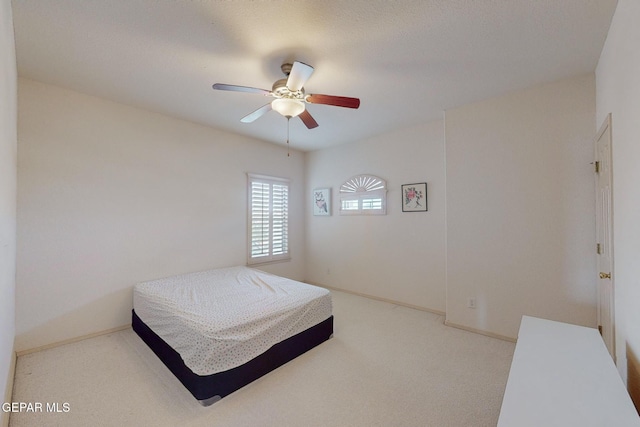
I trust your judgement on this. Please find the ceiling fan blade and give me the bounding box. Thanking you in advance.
[298,109,319,129]
[306,94,360,109]
[213,83,271,96]
[240,103,272,123]
[286,61,314,91]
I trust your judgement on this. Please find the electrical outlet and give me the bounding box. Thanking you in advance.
[467,297,477,309]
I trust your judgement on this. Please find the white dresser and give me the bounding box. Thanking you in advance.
[498,316,640,426]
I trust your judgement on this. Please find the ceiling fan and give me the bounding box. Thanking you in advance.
[213,61,360,129]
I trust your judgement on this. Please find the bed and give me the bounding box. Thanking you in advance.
[132,266,333,406]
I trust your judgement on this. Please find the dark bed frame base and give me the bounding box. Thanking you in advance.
[132,310,334,406]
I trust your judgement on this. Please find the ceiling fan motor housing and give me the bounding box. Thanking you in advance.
[272,78,305,100]
[281,63,293,76]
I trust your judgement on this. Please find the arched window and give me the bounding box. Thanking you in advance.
[339,174,387,215]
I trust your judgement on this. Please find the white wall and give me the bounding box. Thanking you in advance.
[0,0,16,407]
[305,120,446,312]
[595,0,640,383]
[445,74,597,339]
[16,78,306,352]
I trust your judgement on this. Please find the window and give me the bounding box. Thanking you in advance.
[247,174,290,264]
[339,174,387,215]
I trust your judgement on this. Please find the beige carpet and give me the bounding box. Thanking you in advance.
[9,291,515,426]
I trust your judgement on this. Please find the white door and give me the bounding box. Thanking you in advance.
[595,113,615,361]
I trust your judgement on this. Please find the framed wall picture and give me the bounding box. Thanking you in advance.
[401,183,427,212]
[313,188,331,216]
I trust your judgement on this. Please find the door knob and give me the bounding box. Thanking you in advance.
[599,272,611,279]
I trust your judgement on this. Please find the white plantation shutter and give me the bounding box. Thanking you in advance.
[250,181,270,259]
[248,174,290,264]
[271,182,288,256]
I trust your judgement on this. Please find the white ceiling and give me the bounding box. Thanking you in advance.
[12,0,617,152]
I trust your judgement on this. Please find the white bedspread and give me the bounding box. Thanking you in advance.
[133,266,332,375]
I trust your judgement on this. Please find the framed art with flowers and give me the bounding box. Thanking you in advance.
[401,183,427,212]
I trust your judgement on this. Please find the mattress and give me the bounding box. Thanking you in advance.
[133,266,332,376]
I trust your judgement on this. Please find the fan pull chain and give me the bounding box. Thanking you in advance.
[287,117,290,157]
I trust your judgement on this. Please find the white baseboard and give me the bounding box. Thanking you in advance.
[310,282,445,316]
[2,347,17,427]
[444,320,516,343]
[16,325,130,357]
[312,281,515,343]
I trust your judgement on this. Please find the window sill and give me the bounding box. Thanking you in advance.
[247,257,291,267]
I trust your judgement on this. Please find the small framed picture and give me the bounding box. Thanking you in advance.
[313,188,331,216]
[401,183,427,212]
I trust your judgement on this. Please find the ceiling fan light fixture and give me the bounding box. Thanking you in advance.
[271,98,305,118]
